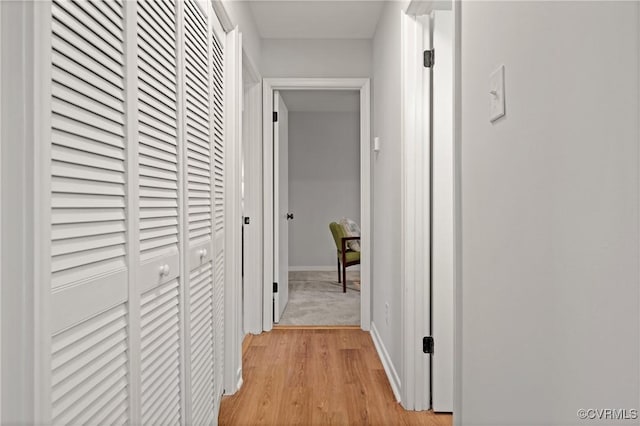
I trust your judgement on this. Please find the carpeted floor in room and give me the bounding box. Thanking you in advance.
[278,270,360,326]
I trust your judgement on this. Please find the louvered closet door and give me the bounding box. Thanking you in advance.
[182,0,215,424]
[135,0,183,423]
[49,0,130,424]
[211,10,227,412]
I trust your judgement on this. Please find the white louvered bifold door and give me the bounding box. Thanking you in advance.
[211,9,227,413]
[43,0,230,423]
[182,0,216,424]
[49,0,130,423]
[134,0,183,423]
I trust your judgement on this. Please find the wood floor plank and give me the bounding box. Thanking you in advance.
[219,329,453,426]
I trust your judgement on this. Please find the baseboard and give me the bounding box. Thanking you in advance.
[274,325,361,330]
[288,265,335,272]
[370,322,402,403]
[288,265,361,272]
[235,367,243,392]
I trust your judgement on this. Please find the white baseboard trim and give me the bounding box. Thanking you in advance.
[289,265,335,272]
[370,322,402,403]
[289,265,361,272]
[236,367,243,392]
[224,367,243,395]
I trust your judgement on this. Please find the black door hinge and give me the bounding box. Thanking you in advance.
[423,336,434,354]
[244,216,250,225]
[273,111,278,122]
[424,49,435,68]
[273,282,278,292]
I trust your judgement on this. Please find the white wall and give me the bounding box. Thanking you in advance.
[288,111,360,269]
[371,0,407,386]
[261,39,372,78]
[459,2,640,425]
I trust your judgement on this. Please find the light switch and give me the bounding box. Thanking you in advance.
[373,137,381,152]
[489,65,505,122]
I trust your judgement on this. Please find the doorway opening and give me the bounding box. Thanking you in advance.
[261,78,372,332]
[273,89,362,326]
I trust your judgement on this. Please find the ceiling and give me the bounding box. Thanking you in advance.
[280,90,360,112]
[248,1,385,39]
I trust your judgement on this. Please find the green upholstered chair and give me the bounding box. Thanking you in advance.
[329,222,360,293]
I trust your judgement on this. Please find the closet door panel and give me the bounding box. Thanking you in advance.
[183,1,215,423]
[135,1,183,423]
[210,13,226,410]
[49,1,129,422]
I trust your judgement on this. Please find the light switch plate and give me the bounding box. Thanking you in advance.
[489,65,505,122]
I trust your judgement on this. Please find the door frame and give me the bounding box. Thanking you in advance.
[1,1,51,422]
[402,0,459,415]
[271,90,289,323]
[224,26,244,395]
[241,50,263,335]
[261,78,372,332]
[452,1,462,423]
[430,9,454,413]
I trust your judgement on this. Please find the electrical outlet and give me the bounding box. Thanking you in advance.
[489,65,506,122]
[385,302,390,325]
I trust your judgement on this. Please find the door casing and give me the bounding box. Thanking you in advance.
[261,78,372,332]
[241,50,263,336]
[272,91,289,323]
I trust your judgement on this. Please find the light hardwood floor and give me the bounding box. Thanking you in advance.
[219,327,453,425]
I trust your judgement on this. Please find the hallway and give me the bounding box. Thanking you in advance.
[219,328,452,425]
[1,1,639,424]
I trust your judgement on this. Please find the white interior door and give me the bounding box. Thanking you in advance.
[401,12,433,410]
[273,91,289,322]
[432,10,454,412]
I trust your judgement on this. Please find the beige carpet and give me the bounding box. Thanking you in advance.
[278,270,360,326]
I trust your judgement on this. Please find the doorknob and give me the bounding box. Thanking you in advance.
[159,264,170,276]
[286,213,294,220]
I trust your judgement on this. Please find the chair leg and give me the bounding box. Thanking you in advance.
[342,264,347,293]
[337,255,341,283]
